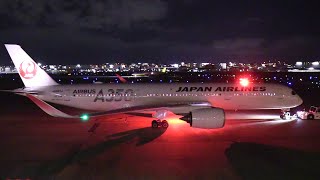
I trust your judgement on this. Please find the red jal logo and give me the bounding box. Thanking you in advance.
[19,60,37,79]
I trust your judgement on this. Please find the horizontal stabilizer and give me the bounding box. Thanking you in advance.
[0,90,16,93]
[0,89,38,95]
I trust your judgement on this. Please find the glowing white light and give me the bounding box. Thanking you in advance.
[239,78,249,86]
[312,61,319,66]
[296,62,303,66]
[172,64,179,68]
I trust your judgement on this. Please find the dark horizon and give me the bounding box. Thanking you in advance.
[0,1,320,65]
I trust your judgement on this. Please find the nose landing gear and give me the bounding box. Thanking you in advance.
[280,109,291,120]
[151,120,169,128]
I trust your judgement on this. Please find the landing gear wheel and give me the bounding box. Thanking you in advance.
[307,114,315,120]
[161,120,169,128]
[152,120,158,128]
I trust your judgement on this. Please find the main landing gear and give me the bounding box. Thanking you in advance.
[151,120,169,128]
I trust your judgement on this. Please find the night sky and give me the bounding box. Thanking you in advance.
[0,0,319,65]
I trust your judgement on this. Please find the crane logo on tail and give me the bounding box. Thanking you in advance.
[19,60,37,79]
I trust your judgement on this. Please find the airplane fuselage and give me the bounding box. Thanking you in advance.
[31,83,303,112]
[4,44,304,128]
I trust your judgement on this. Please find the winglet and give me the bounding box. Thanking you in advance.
[26,94,76,118]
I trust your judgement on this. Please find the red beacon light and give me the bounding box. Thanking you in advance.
[239,78,249,87]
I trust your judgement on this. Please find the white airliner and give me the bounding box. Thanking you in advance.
[3,44,303,129]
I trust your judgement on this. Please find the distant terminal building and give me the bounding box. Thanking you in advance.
[5,67,11,72]
[219,63,227,70]
[0,66,15,73]
[290,61,320,72]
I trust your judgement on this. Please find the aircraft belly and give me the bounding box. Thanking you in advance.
[209,96,284,110]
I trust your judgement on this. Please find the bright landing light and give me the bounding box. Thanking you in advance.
[239,78,249,86]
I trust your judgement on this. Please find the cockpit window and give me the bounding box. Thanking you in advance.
[291,91,296,95]
[310,107,317,112]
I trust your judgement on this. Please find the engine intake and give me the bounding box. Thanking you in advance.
[180,108,225,129]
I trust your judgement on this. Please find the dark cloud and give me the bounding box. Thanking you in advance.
[0,0,319,64]
[268,37,320,57]
[0,0,167,29]
[213,38,265,56]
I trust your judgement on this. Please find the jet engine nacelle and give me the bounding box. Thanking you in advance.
[180,108,225,129]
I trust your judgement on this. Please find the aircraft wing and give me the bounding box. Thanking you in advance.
[26,94,76,118]
[124,112,153,118]
[25,93,211,119]
[74,102,211,119]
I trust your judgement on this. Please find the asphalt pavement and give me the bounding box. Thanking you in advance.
[1,93,320,179]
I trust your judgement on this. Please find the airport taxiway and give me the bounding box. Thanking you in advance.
[1,94,320,179]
